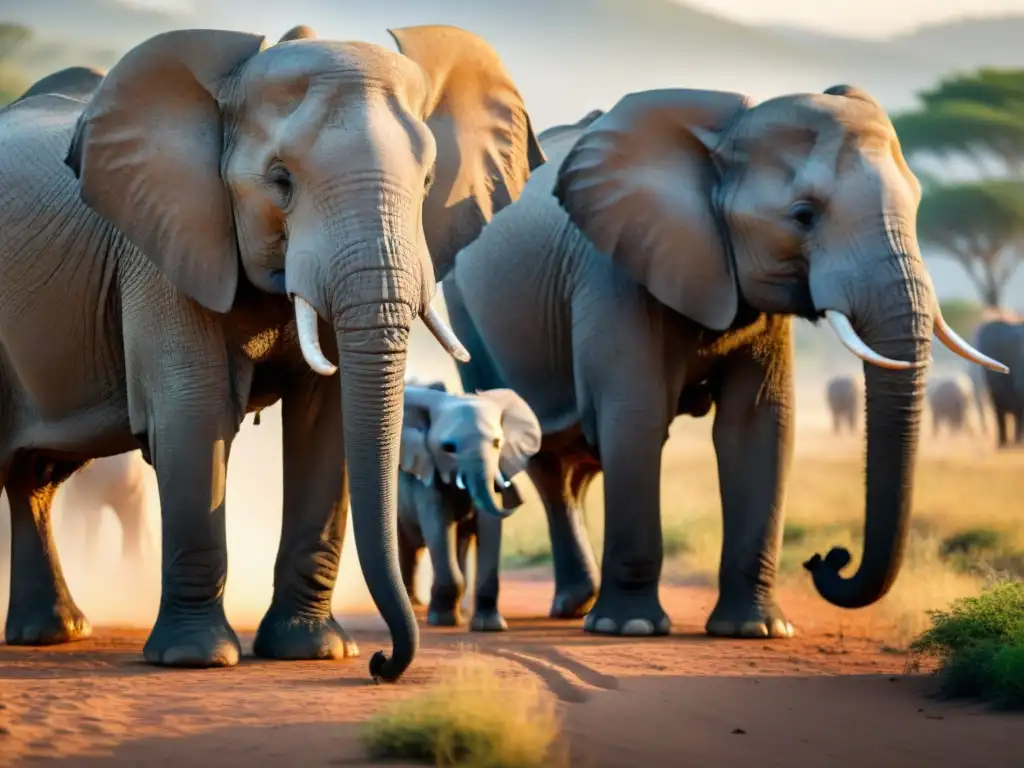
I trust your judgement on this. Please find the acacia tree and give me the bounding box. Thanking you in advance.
[894,69,1024,309]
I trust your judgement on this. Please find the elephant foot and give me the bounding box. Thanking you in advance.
[705,593,794,639]
[582,586,670,637]
[427,606,464,627]
[143,605,241,668]
[550,580,598,619]
[470,609,508,632]
[253,611,359,660]
[4,599,92,646]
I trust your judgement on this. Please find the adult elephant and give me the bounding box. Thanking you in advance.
[0,23,542,683]
[12,65,105,104]
[974,318,1024,447]
[926,374,979,437]
[443,86,1007,639]
[56,451,154,569]
[825,375,861,435]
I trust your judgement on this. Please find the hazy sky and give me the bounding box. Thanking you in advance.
[124,0,1024,38]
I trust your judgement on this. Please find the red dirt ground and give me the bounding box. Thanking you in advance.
[1,574,1020,767]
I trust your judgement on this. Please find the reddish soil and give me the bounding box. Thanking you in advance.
[1,575,1020,767]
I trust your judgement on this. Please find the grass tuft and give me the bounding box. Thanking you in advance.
[360,654,565,767]
[910,581,1024,709]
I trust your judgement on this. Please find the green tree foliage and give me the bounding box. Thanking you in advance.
[894,69,1024,309]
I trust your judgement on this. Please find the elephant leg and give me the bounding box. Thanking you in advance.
[1015,409,1024,444]
[831,412,839,435]
[143,404,239,668]
[114,483,149,571]
[527,451,599,619]
[253,373,357,661]
[706,346,795,639]
[5,456,91,645]
[583,410,670,637]
[470,511,507,632]
[996,409,1009,447]
[455,517,473,580]
[398,521,424,607]
[421,507,464,627]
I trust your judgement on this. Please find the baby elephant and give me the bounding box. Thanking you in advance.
[398,381,542,631]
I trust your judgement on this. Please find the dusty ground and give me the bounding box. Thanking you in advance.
[2,574,1020,767]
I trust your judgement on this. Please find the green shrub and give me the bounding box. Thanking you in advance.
[911,581,1024,709]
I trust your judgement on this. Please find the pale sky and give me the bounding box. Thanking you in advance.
[124,0,1024,38]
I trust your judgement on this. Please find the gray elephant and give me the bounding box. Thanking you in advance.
[975,318,1024,447]
[397,381,541,631]
[825,375,862,435]
[57,451,154,568]
[442,86,1007,640]
[0,23,542,682]
[926,374,980,437]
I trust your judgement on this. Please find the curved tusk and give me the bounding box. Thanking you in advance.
[455,472,466,490]
[934,313,1010,375]
[421,306,471,363]
[497,470,511,489]
[825,310,920,371]
[293,295,338,377]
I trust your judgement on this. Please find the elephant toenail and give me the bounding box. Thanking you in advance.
[594,617,618,633]
[621,619,655,636]
[657,615,672,634]
[740,621,770,638]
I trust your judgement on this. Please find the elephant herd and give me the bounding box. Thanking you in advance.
[0,22,1011,683]
[825,317,1024,446]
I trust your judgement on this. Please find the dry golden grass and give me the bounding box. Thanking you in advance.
[501,394,1024,649]
[360,652,566,768]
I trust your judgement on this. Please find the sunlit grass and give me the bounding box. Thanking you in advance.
[499,408,1024,648]
[360,653,565,768]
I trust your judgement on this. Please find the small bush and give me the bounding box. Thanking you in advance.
[910,581,1024,709]
[783,523,808,546]
[361,654,564,768]
[940,528,1004,558]
[663,527,692,558]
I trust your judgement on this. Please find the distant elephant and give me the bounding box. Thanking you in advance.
[442,86,1007,641]
[0,23,542,684]
[825,375,862,434]
[397,381,541,631]
[975,319,1024,447]
[926,374,979,437]
[56,451,154,568]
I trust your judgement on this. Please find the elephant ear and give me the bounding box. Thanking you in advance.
[401,385,449,485]
[16,66,105,104]
[477,388,542,479]
[65,29,266,313]
[553,89,750,331]
[277,25,316,43]
[388,25,546,279]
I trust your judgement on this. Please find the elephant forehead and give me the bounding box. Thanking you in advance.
[241,40,427,112]
[439,400,502,440]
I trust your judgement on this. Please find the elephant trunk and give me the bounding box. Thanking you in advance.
[806,245,934,608]
[460,455,516,520]
[335,308,418,683]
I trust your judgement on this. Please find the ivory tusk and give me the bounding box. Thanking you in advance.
[825,310,921,371]
[421,306,471,363]
[497,470,511,489]
[293,295,338,376]
[934,313,1010,375]
[455,472,466,490]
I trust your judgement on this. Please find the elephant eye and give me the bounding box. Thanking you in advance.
[424,164,436,194]
[789,200,820,233]
[267,162,295,206]
[441,441,457,453]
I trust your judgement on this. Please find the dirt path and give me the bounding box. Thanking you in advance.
[1,576,1020,767]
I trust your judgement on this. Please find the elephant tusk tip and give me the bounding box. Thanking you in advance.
[453,346,471,363]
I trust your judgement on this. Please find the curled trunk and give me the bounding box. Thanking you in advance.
[462,457,516,520]
[807,251,933,608]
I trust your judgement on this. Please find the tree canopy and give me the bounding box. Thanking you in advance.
[894,69,1024,309]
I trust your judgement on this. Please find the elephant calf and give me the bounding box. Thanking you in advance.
[398,381,541,631]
